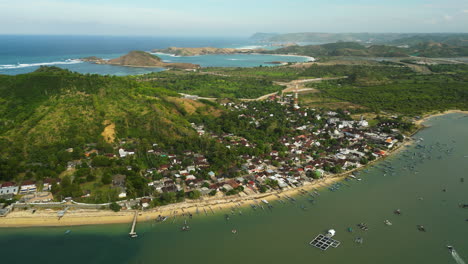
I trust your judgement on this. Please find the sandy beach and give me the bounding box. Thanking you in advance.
[0,176,342,228]
[3,110,466,228]
[414,109,468,126]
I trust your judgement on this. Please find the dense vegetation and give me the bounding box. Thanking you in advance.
[0,67,223,198]
[306,64,468,115]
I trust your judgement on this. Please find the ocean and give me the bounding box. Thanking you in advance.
[0,113,467,264]
[0,35,311,75]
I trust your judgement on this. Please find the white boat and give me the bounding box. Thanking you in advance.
[261,199,269,204]
[326,229,336,238]
[384,220,392,226]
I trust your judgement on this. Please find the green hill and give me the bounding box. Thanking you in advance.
[266,42,409,57]
[0,67,217,179]
[411,42,468,57]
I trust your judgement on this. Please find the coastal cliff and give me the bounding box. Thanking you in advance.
[82,51,200,69]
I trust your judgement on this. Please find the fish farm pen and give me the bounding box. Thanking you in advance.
[309,234,341,251]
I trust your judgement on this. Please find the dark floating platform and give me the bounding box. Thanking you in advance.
[309,234,341,251]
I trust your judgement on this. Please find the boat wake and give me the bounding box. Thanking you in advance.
[0,59,82,70]
[452,249,466,264]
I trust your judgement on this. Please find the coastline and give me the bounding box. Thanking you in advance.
[1,110,466,228]
[152,51,314,63]
[0,133,411,228]
[414,109,468,126]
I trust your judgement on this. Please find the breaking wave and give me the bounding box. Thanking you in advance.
[0,59,82,70]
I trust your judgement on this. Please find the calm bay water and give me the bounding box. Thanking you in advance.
[0,113,467,263]
[0,35,310,75]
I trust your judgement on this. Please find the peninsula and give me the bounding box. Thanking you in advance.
[152,47,264,56]
[81,50,200,69]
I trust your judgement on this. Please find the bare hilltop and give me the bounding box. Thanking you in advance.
[81,51,200,69]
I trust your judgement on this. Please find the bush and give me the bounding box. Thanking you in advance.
[109,202,121,212]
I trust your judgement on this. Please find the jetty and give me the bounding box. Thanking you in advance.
[57,206,69,219]
[129,211,138,238]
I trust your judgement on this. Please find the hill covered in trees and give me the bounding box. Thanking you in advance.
[0,67,219,182]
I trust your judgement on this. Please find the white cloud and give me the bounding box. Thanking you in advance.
[443,15,453,21]
[0,0,250,35]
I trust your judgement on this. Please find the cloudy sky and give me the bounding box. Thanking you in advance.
[0,0,467,36]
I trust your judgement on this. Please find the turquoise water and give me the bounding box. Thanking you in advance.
[1,113,467,264]
[0,35,310,76]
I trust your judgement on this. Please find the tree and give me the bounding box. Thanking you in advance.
[187,190,201,199]
[92,156,112,167]
[101,173,112,185]
[109,202,121,212]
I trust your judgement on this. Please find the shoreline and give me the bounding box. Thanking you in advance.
[1,110,466,228]
[151,51,314,63]
[0,136,410,228]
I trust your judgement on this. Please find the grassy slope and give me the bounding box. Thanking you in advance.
[0,67,212,162]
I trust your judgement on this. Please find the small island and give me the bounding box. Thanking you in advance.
[81,51,200,70]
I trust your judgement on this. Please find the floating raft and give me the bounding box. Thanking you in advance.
[309,234,341,251]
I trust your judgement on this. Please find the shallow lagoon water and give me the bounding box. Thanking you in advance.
[1,113,467,264]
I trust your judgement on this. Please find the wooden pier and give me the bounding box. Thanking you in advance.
[129,211,138,238]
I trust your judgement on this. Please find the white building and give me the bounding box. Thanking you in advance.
[0,182,19,196]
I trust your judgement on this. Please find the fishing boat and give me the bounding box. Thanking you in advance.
[347,227,353,232]
[459,204,468,208]
[232,229,237,234]
[384,220,392,226]
[64,230,71,235]
[417,225,426,232]
[447,245,454,253]
[261,199,269,204]
[357,223,368,231]
[224,214,230,221]
[355,237,363,244]
[394,209,402,215]
[250,204,257,210]
[156,215,167,222]
[181,220,190,231]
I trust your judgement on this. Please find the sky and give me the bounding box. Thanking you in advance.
[0,0,467,36]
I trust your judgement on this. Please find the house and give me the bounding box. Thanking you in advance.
[118,189,127,198]
[20,180,36,194]
[0,182,19,196]
[119,148,135,158]
[140,198,151,208]
[43,178,60,191]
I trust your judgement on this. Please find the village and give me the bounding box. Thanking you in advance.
[0,92,407,216]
